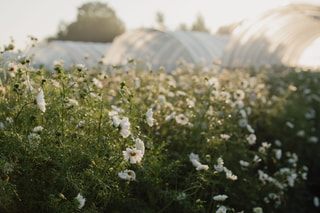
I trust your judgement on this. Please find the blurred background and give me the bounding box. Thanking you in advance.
[1,0,318,49]
[1,0,320,70]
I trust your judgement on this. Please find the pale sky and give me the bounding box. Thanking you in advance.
[1,0,319,50]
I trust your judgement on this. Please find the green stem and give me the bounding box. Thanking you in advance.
[97,95,103,144]
[1,53,6,83]
[14,102,32,121]
[158,199,174,213]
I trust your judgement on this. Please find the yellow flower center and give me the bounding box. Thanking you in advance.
[130,152,137,157]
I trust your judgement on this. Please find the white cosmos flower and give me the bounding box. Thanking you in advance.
[259,142,271,152]
[189,153,209,170]
[120,117,131,138]
[28,133,41,141]
[301,172,307,180]
[308,136,318,143]
[6,117,13,124]
[253,207,263,213]
[288,153,298,164]
[235,100,244,109]
[220,91,231,101]
[118,169,136,181]
[220,134,230,140]
[247,133,256,145]
[189,158,202,169]
[89,93,102,100]
[176,192,186,200]
[296,130,305,137]
[253,155,262,163]
[7,62,18,77]
[305,108,316,119]
[76,63,86,72]
[224,167,238,181]
[216,205,227,213]
[0,122,4,129]
[32,126,44,133]
[275,149,282,160]
[187,98,195,108]
[120,128,131,138]
[213,194,228,201]
[262,142,271,149]
[246,107,252,115]
[158,95,166,104]
[288,85,297,91]
[285,121,294,128]
[274,139,282,147]
[239,109,247,118]
[206,77,219,88]
[36,90,46,113]
[133,77,140,88]
[108,110,118,117]
[214,157,224,172]
[65,98,78,109]
[287,173,297,187]
[176,114,189,125]
[268,193,278,200]
[146,108,154,127]
[93,78,103,88]
[111,105,124,113]
[194,163,209,170]
[120,117,130,129]
[238,118,247,127]
[76,120,85,128]
[3,162,13,174]
[259,147,266,153]
[314,196,319,207]
[247,124,255,133]
[258,170,269,184]
[206,106,213,115]
[239,160,250,167]
[235,89,245,100]
[123,148,143,164]
[112,116,131,138]
[112,116,121,127]
[176,90,186,96]
[51,79,60,88]
[75,193,86,209]
[189,152,199,161]
[135,138,145,155]
[27,133,41,150]
[165,112,176,122]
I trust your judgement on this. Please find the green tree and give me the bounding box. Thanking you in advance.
[177,23,188,31]
[191,14,210,33]
[155,11,166,30]
[54,1,125,42]
[216,22,241,34]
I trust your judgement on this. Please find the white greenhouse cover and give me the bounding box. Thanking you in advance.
[222,4,320,69]
[24,40,110,69]
[103,28,229,71]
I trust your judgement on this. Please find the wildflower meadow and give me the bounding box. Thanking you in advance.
[0,43,320,213]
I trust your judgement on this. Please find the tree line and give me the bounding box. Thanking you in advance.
[49,1,233,43]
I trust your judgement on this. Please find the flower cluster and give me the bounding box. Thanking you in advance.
[189,153,209,171]
[0,49,319,212]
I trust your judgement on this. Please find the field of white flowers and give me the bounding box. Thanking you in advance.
[0,44,320,213]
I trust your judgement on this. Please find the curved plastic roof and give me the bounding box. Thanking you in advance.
[103,28,229,71]
[222,4,320,68]
[24,40,110,69]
